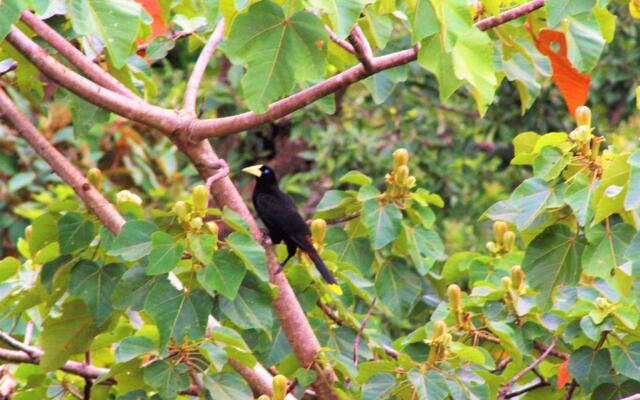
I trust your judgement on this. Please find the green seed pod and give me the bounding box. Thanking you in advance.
[87,168,103,191]
[575,105,591,127]
[205,221,219,236]
[395,165,409,185]
[393,148,409,169]
[502,231,516,252]
[272,374,288,400]
[173,201,189,222]
[432,321,447,341]
[311,219,327,245]
[493,221,508,245]
[447,284,461,312]
[190,216,203,231]
[511,265,524,291]
[501,276,512,291]
[192,185,209,217]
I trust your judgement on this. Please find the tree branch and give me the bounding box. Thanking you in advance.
[0,87,126,234]
[347,25,374,73]
[20,11,138,99]
[182,19,225,116]
[497,337,558,400]
[474,0,545,31]
[353,298,376,366]
[325,26,355,54]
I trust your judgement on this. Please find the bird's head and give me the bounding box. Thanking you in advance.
[242,164,277,185]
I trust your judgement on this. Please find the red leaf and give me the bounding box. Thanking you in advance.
[135,0,167,44]
[557,359,571,388]
[533,29,591,117]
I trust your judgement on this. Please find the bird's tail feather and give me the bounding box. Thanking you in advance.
[306,249,342,295]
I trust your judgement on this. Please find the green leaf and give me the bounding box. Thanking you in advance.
[546,0,595,28]
[107,220,157,261]
[503,53,541,113]
[0,257,19,282]
[70,260,125,325]
[362,199,402,249]
[41,254,74,292]
[363,64,409,104]
[8,171,35,192]
[362,373,395,400]
[511,131,541,165]
[396,223,444,275]
[225,0,327,113]
[407,369,449,400]
[197,248,246,299]
[226,232,268,281]
[219,287,273,331]
[40,299,98,372]
[187,233,215,265]
[625,150,640,211]
[0,0,27,41]
[582,224,634,278]
[418,35,462,102]
[310,0,373,38]
[450,342,495,369]
[610,342,640,380]
[222,207,252,236]
[30,213,59,254]
[567,346,611,392]
[406,0,438,43]
[148,232,185,275]
[144,278,212,349]
[143,360,189,400]
[204,373,253,400]
[564,172,595,226]
[592,153,630,223]
[112,266,159,310]
[68,0,141,68]
[339,170,373,186]
[116,336,154,362]
[70,95,109,138]
[325,226,374,276]
[566,11,606,72]
[533,146,572,181]
[375,258,421,316]
[57,212,95,254]
[522,225,584,308]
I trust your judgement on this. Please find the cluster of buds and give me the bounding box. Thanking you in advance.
[486,221,516,255]
[172,185,218,235]
[569,106,603,161]
[384,148,416,203]
[426,321,452,363]
[501,266,527,320]
[447,284,463,325]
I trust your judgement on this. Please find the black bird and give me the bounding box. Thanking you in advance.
[243,164,341,295]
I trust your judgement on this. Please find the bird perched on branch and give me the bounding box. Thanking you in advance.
[243,164,341,295]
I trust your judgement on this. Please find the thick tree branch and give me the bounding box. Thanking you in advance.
[347,25,374,73]
[498,337,558,400]
[20,11,138,99]
[182,19,225,116]
[0,88,126,234]
[325,26,355,54]
[474,0,545,31]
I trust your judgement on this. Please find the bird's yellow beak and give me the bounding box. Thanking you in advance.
[242,164,263,177]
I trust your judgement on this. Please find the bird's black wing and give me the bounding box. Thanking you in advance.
[253,190,310,244]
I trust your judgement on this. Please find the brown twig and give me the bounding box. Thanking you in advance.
[83,352,92,399]
[347,25,374,73]
[317,301,344,326]
[564,380,578,399]
[20,11,137,99]
[533,341,568,360]
[324,26,355,54]
[353,298,376,366]
[474,0,545,31]
[0,61,17,77]
[0,88,126,234]
[497,337,558,400]
[182,19,225,116]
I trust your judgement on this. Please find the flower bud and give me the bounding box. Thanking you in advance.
[173,201,189,222]
[575,106,591,127]
[395,165,409,185]
[205,221,219,236]
[87,168,103,191]
[501,276,512,291]
[511,265,524,291]
[25,225,32,242]
[432,321,447,341]
[493,221,508,245]
[192,185,209,217]
[502,231,516,252]
[190,216,203,231]
[257,396,270,400]
[393,148,409,169]
[116,190,142,205]
[311,219,327,245]
[272,374,288,400]
[486,241,497,253]
[441,333,452,348]
[405,176,416,188]
[595,297,610,309]
[447,284,461,312]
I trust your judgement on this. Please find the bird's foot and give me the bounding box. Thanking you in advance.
[204,159,230,193]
